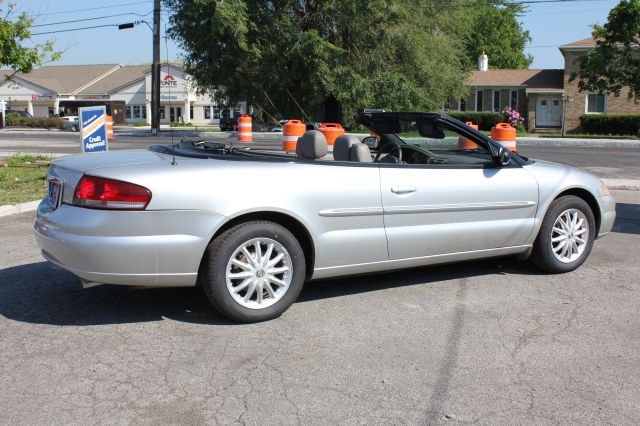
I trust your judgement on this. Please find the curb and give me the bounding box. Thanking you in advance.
[517,137,639,148]
[602,179,640,191]
[116,131,278,140]
[0,200,40,218]
[1,180,638,219]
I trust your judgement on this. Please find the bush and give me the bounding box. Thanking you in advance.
[5,113,63,129]
[447,112,503,130]
[579,114,640,136]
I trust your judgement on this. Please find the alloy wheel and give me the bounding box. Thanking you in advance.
[225,238,293,309]
[550,208,589,264]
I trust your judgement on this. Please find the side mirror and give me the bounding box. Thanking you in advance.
[496,146,511,165]
[362,136,380,150]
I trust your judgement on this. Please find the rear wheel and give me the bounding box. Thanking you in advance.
[531,195,596,273]
[201,221,306,323]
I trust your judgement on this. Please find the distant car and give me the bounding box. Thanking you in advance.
[271,120,288,132]
[62,116,79,132]
[4,110,33,118]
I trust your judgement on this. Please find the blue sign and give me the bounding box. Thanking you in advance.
[79,106,108,153]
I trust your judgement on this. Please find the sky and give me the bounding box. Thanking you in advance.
[16,0,622,70]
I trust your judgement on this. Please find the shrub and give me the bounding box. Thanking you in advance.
[579,114,640,136]
[447,112,503,130]
[5,113,63,129]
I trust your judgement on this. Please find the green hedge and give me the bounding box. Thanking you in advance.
[579,114,640,136]
[447,112,503,131]
[5,113,63,129]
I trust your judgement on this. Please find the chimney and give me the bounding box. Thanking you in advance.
[478,51,488,72]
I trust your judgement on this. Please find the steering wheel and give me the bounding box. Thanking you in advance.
[374,140,403,163]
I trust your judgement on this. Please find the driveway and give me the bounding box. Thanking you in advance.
[0,191,639,425]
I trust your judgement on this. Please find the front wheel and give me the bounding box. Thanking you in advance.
[531,195,596,273]
[201,221,306,323]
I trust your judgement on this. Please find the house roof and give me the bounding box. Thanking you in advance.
[561,37,597,48]
[78,65,149,94]
[3,64,120,94]
[467,69,564,90]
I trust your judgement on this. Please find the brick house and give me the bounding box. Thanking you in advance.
[449,38,640,133]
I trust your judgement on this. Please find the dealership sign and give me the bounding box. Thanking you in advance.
[161,74,178,87]
[79,105,108,153]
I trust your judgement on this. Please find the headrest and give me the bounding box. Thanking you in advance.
[333,135,360,161]
[297,130,328,159]
[350,143,373,162]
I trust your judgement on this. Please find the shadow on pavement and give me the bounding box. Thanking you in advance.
[612,202,640,235]
[0,257,539,327]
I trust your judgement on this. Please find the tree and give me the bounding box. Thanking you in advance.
[465,2,533,69]
[0,1,60,78]
[164,0,533,123]
[571,0,640,101]
[165,0,472,122]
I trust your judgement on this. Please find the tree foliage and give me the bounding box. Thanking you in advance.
[571,0,640,101]
[465,2,532,69]
[165,0,532,122]
[0,2,59,77]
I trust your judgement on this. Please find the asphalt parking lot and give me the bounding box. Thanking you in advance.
[0,191,638,425]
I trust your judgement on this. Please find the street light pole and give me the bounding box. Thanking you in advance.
[151,0,161,135]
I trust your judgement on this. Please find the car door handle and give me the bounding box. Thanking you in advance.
[391,186,417,194]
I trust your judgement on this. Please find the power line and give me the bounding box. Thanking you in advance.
[33,11,152,27]
[32,24,123,36]
[34,1,153,17]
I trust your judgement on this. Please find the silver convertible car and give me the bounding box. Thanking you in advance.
[34,111,616,322]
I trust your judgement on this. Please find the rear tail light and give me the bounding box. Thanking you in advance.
[73,175,152,210]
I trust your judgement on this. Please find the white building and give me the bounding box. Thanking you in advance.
[0,63,245,125]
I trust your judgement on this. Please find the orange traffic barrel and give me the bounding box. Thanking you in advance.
[282,119,306,152]
[318,123,345,151]
[106,115,114,139]
[491,123,517,152]
[458,121,478,149]
[237,114,252,143]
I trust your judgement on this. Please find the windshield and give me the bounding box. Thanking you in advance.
[380,118,495,165]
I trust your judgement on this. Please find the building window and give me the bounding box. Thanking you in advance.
[189,105,193,120]
[160,106,165,119]
[125,106,132,119]
[475,90,483,112]
[492,90,500,112]
[213,108,221,119]
[443,99,450,111]
[510,90,518,110]
[132,105,141,119]
[204,106,211,119]
[586,93,606,113]
[142,106,147,119]
[459,98,466,112]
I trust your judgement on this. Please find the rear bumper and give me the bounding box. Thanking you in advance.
[597,194,616,238]
[34,200,226,287]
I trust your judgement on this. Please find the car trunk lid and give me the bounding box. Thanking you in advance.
[46,150,175,205]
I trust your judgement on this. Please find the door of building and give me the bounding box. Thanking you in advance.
[536,97,562,127]
[170,106,182,123]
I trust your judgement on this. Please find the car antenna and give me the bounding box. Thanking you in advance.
[164,25,177,165]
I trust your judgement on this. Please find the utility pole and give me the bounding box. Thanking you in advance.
[151,0,161,134]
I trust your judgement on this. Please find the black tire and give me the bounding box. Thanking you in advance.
[201,221,306,323]
[531,195,596,273]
